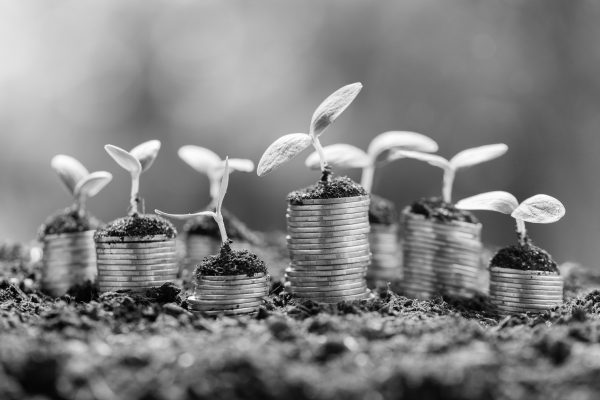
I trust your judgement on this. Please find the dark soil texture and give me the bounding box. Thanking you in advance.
[183,207,261,244]
[38,207,102,238]
[368,194,398,225]
[195,241,267,278]
[410,197,479,224]
[490,243,559,273]
[95,214,177,239]
[287,176,367,205]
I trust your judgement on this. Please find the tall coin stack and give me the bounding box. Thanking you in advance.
[95,234,178,292]
[41,230,97,296]
[285,195,372,303]
[489,266,563,315]
[402,210,482,299]
[367,223,402,286]
[188,273,270,316]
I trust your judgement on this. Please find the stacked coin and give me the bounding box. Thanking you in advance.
[489,266,563,315]
[95,235,178,293]
[188,273,270,316]
[367,223,402,286]
[402,209,482,299]
[285,195,372,303]
[41,230,97,296]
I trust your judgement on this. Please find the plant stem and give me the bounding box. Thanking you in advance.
[129,174,140,216]
[215,213,228,245]
[442,168,455,203]
[515,218,527,246]
[209,176,219,206]
[74,197,85,218]
[312,136,329,174]
[360,163,375,193]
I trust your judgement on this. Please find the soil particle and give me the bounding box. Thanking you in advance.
[409,197,478,224]
[490,243,559,273]
[369,194,398,225]
[94,214,176,239]
[195,241,267,278]
[183,207,261,244]
[287,176,367,205]
[38,207,102,238]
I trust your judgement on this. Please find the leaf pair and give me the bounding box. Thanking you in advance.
[456,191,565,224]
[257,82,363,176]
[51,155,112,200]
[104,140,161,177]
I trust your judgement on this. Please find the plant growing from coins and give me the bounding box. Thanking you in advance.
[51,155,113,217]
[391,144,508,203]
[104,140,161,216]
[257,82,362,180]
[456,191,565,246]
[304,131,439,193]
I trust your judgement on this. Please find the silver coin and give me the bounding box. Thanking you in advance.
[98,274,177,283]
[491,302,561,313]
[99,268,179,276]
[287,239,369,250]
[488,284,563,295]
[285,274,365,285]
[286,212,368,222]
[95,240,176,249]
[286,279,365,289]
[292,255,371,267]
[286,234,368,244]
[95,235,174,243]
[97,262,177,271]
[287,228,370,239]
[285,266,366,277]
[289,285,367,297]
[290,249,371,261]
[287,223,371,234]
[198,273,267,281]
[293,290,371,303]
[288,244,370,255]
[489,271,561,281]
[490,293,563,303]
[490,276,563,286]
[288,199,370,210]
[294,196,370,205]
[193,306,260,315]
[98,278,174,286]
[489,267,560,277]
[95,247,177,255]
[489,298,562,308]
[286,206,369,216]
[195,287,269,296]
[187,296,264,306]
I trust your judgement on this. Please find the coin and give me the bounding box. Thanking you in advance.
[96,240,176,249]
[490,276,563,286]
[187,296,264,306]
[489,271,561,281]
[195,306,260,316]
[489,283,562,294]
[286,205,369,216]
[490,293,563,303]
[97,262,177,271]
[489,267,560,276]
[286,280,365,291]
[287,244,370,254]
[99,268,179,276]
[287,228,370,239]
[290,249,371,261]
[291,257,371,268]
[289,285,367,297]
[98,274,177,283]
[286,212,368,222]
[286,234,369,244]
[95,235,174,243]
[195,287,269,295]
[288,199,370,209]
[287,239,369,250]
[294,196,370,205]
[287,223,371,234]
[293,290,371,303]
[285,266,366,276]
[95,247,177,255]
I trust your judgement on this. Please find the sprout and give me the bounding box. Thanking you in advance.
[104,140,161,216]
[391,144,508,203]
[178,145,254,207]
[257,82,362,179]
[456,191,565,245]
[51,155,113,217]
[156,158,231,245]
[304,131,438,193]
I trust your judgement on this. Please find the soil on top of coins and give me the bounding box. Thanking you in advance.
[94,214,177,239]
[410,197,479,224]
[195,241,267,277]
[39,207,102,238]
[368,194,398,225]
[184,208,261,244]
[490,243,559,273]
[287,175,367,205]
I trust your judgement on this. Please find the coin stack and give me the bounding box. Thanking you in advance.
[367,223,402,286]
[402,209,482,299]
[489,266,563,315]
[188,273,270,316]
[95,235,178,292]
[41,230,97,296]
[285,195,372,303]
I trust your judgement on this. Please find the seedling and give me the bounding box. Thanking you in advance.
[178,145,253,207]
[156,158,231,245]
[104,140,161,216]
[456,191,565,245]
[51,155,113,217]
[391,144,508,203]
[257,82,362,180]
[304,131,439,193]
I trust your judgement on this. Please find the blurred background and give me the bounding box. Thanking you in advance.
[0,0,598,267]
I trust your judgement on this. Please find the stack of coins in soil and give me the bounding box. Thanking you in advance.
[367,224,402,286]
[489,267,563,315]
[41,231,97,296]
[95,235,178,292]
[187,273,270,316]
[402,210,482,298]
[285,195,372,303]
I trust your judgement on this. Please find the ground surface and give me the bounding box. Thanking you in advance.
[2,236,600,400]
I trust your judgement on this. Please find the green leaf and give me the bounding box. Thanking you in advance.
[511,194,565,224]
[50,155,90,195]
[310,82,362,137]
[456,191,519,214]
[305,144,370,170]
[105,145,142,175]
[449,143,508,170]
[257,133,312,176]
[388,150,450,170]
[367,131,438,160]
[178,145,222,176]
[130,140,161,172]
[216,158,230,214]
[155,209,216,220]
[74,171,113,199]
[226,158,254,173]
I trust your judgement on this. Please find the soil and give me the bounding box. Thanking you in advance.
[184,207,261,244]
[195,241,267,277]
[368,194,398,225]
[410,197,479,224]
[287,175,367,205]
[490,243,559,273]
[38,207,102,238]
[94,214,177,239]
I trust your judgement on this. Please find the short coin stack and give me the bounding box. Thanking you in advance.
[41,230,97,296]
[95,235,178,292]
[188,273,270,316]
[402,210,482,299]
[489,266,563,315]
[285,195,372,303]
[367,223,402,286]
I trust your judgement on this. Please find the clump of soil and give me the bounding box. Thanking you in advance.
[287,175,367,205]
[94,214,176,239]
[195,241,267,278]
[369,194,398,225]
[490,243,559,273]
[409,197,478,224]
[38,207,102,238]
[184,208,260,244]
